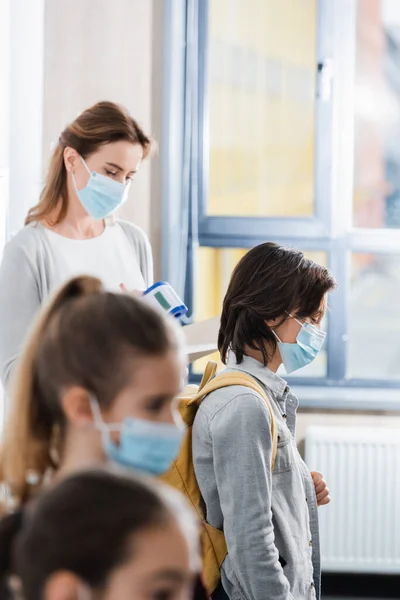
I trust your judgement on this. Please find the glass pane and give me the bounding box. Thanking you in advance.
[354,0,400,228]
[207,0,317,217]
[348,253,400,379]
[193,247,327,378]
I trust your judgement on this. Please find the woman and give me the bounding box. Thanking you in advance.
[0,101,153,389]
[0,275,185,505]
[192,243,336,600]
[0,468,200,600]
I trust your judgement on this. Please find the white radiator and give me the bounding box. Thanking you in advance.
[305,426,400,574]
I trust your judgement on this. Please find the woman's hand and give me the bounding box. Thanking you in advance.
[311,471,331,506]
[119,284,143,296]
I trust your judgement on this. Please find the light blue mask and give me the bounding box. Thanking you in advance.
[72,157,130,220]
[90,399,184,476]
[274,314,326,374]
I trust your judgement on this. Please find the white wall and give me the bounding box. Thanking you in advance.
[0,0,10,253]
[0,0,10,432]
[43,0,164,270]
[0,0,45,427]
[6,0,44,237]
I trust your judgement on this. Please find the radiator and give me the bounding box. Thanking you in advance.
[305,426,400,574]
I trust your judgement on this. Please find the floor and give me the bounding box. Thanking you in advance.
[322,574,399,599]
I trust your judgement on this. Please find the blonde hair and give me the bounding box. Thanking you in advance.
[0,276,180,505]
[26,101,153,226]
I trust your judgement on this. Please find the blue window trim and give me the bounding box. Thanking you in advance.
[162,0,400,405]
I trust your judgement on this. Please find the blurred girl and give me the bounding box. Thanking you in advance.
[0,468,199,600]
[0,275,185,505]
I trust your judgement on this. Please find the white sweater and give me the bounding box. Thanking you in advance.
[0,220,153,388]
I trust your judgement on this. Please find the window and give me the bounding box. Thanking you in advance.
[163,0,400,405]
[197,0,332,246]
[348,252,400,380]
[353,0,400,229]
[192,0,334,388]
[206,0,316,219]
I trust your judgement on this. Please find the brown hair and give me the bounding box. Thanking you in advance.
[219,243,336,365]
[25,101,153,226]
[0,276,181,504]
[0,469,198,600]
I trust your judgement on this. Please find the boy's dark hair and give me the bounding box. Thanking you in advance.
[218,243,336,366]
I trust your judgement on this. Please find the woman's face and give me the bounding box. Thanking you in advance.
[67,140,143,189]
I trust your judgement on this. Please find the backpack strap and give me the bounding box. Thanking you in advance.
[199,361,218,391]
[196,371,278,470]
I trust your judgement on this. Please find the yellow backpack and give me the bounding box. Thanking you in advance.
[160,362,278,595]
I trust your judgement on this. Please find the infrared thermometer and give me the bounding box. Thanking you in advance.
[144,282,188,319]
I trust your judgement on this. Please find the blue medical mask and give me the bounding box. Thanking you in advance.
[90,399,184,476]
[72,157,130,220]
[274,314,326,374]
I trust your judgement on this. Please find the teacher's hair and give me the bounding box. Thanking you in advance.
[26,101,153,226]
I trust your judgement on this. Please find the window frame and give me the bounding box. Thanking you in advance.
[162,0,400,407]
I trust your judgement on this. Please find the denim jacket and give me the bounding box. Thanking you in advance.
[192,353,321,600]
